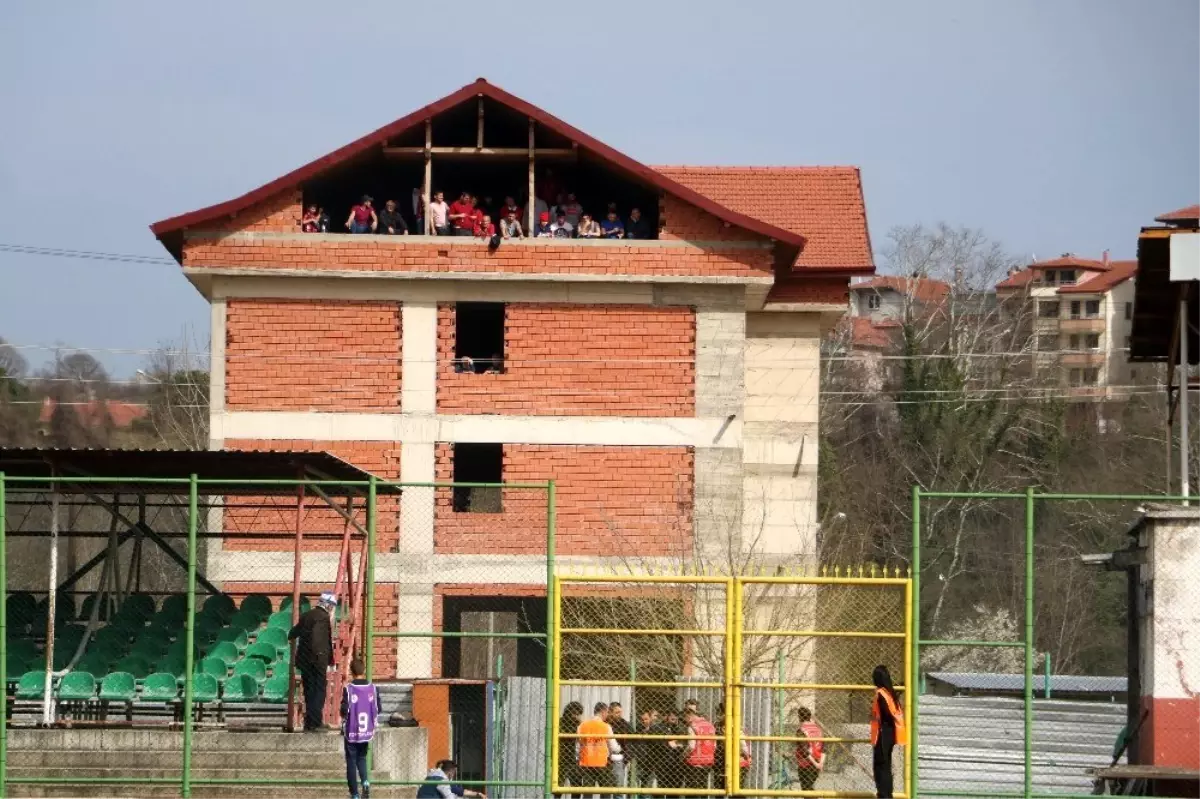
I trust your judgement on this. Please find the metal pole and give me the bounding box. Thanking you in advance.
[775,649,785,788]
[1023,487,1035,799]
[910,485,921,799]
[42,487,59,727]
[365,477,377,777]
[286,481,305,731]
[1044,651,1051,700]
[543,481,557,798]
[1181,296,1190,505]
[181,473,199,799]
[0,472,8,799]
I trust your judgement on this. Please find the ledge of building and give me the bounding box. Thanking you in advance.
[185,230,775,250]
[184,266,774,286]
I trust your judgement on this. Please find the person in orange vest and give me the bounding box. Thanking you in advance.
[794,706,826,792]
[870,665,907,798]
[577,702,622,795]
[671,707,716,795]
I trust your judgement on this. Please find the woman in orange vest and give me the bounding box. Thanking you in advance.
[870,665,907,798]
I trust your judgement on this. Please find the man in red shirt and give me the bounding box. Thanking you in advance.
[448,192,475,236]
[795,706,825,791]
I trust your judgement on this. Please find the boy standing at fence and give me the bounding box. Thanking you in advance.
[341,657,381,799]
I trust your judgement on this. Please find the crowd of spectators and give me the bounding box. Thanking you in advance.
[302,185,653,241]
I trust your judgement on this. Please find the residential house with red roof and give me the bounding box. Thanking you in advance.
[150,79,874,685]
[997,253,1140,393]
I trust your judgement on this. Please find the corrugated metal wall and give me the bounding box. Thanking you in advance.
[496,677,546,799]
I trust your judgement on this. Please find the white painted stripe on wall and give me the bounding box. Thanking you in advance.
[212,411,742,449]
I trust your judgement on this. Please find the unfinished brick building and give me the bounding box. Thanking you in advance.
[150,79,874,684]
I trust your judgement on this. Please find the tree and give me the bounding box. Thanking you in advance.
[140,334,210,450]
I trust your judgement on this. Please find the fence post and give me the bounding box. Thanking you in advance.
[365,476,377,776]
[1044,651,1051,699]
[909,485,921,799]
[0,472,7,799]
[1023,486,1035,799]
[181,473,199,799]
[544,480,556,798]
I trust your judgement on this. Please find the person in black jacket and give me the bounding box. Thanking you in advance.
[288,591,337,731]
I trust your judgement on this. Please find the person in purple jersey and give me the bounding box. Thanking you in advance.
[341,657,382,799]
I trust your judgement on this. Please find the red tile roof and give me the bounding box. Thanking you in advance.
[653,166,873,272]
[1057,260,1137,293]
[151,79,807,255]
[849,275,949,303]
[848,317,898,350]
[38,398,148,429]
[1025,255,1112,271]
[1155,204,1200,224]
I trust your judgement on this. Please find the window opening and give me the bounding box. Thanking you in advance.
[452,443,502,513]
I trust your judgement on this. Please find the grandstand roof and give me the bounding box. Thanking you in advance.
[0,448,402,496]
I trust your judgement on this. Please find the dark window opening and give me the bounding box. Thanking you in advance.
[454,302,505,374]
[452,443,502,513]
[1125,302,1133,320]
[442,595,547,678]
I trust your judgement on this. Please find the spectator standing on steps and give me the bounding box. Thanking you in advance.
[288,591,337,731]
[341,657,381,799]
[608,702,633,797]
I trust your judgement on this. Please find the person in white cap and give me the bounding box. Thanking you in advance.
[288,591,337,731]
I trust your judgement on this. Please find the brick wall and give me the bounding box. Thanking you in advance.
[222,439,400,552]
[193,188,302,233]
[767,275,851,304]
[222,580,399,678]
[437,303,695,417]
[432,443,693,556]
[225,300,401,411]
[658,194,764,242]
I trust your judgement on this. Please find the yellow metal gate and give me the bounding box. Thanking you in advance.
[552,571,912,798]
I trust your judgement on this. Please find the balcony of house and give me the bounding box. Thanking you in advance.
[1060,351,1105,367]
[1060,317,1105,334]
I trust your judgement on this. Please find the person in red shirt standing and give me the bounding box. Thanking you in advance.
[672,707,716,795]
[448,192,475,237]
[795,706,825,792]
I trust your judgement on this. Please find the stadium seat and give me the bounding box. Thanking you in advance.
[159,594,188,622]
[232,658,266,684]
[201,594,236,622]
[245,641,277,663]
[221,673,259,703]
[190,673,219,704]
[262,673,290,704]
[98,671,136,703]
[53,646,81,672]
[8,593,37,628]
[279,596,311,615]
[76,651,115,676]
[131,637,168,663]
[155,655,186,680]
[198,656,227,683]
[114,655,151,679]
[36,598,76,625]
[106,613,145,637]
[15,671,48,700]
[79,594,114,622]
[117,593,156,622]
[206,642,239,668]
[256,626,289,651]
[56,671,97,701]
[55,624,86,648]
[92,625,132,652]
[215,628,249,651]
[266,611,292,631]
[239,594,273,622]
[141,672,179,702]
[8,638,38,662]
[7,652,33,677]
[227,608,261,633]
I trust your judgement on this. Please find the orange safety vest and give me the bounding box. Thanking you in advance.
[686,717,717,767]
[577,718,612,767]
[870,688,908,746]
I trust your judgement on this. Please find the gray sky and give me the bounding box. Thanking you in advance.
[1,0,1196,375]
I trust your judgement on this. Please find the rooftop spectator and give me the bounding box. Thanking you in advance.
[429,191,450,236]
[302,204,321,233]
[500,210,524,239]
[577,213,601,239]
[345,195,377,234]
[601,210,625,239]
[449,192,475,236]
[474,213,496,239]
[379,199,409,235]
[499,196,523,223]
[551,210,574,239]
[560,193,583,227]
[626,207,651,240]
[534,211,554,238]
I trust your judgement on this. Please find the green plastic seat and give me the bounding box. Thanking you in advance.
[37,598,76,625]
[262,672,290,703]
[130,638,167,663]
[160,595,188,621]
[206,641,239,667]
[201,594,236,621]
[6,652,32,676]
[98,671,136,702]
[256,626,289,650]
[266,611,293,631]
[279,596,311,615]
[245,641,278,663]
[221,673,259,703]
[155,655,186,680]
[239,594,273,621]
[56,671,96,701]
[141,672,179,702]
[117,593,156,622]
[198,656,227,682]
[114,655,151,679]
[92,625,132,652]
[232,657,267,684]
[55,623,86,648]
[79,594,114,622]
[227,608,261,633]
[53,646,82,672]
[190,672,219,704]
[76,651,114,676]
[215,627,249,651]
[15,671,49,700]
[8,593,37,628]
[7,638,38,661]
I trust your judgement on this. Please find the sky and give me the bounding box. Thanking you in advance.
[0,0,1196,375]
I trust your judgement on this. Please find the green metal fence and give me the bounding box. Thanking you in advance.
[0,472,555,798]
[911,486,1191,799]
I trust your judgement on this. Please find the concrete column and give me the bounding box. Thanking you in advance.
[206,296,227,569]
[401,301,437,414]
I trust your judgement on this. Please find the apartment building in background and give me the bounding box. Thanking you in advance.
[997,254,1139,393]
[149,79,874,684]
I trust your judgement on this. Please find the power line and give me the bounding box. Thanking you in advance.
[0,243,175,266]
